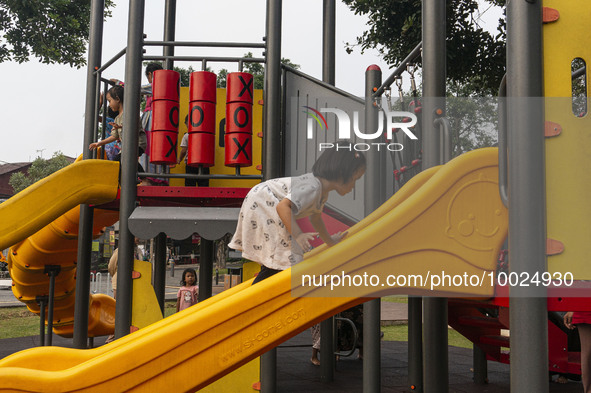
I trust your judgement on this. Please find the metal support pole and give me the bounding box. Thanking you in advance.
[154,233,167,314]
[115,0,145,339]
[363,65,382,393]
[262,0,283,181]
[320,0,336,381]
[163,0,176,70]
[408,296,423,392]
[422,0,447,392]
[45,265,60,346]
[261,1,282,392]
[320,318,334,382]
[322,0,335,85]
[473,344,488,384]
[74,205,94,348]
[198,239,214,301]
[506,1,547,392]
[36,296,47,346]
[73,0,104,350]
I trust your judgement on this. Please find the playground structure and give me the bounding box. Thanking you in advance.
[0,1,590,393]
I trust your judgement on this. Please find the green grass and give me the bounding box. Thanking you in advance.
[0,301,179,340]
[0,307,40,339]
[382,295,408,304]
[382,324,472,349]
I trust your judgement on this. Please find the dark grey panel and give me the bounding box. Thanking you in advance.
[128,206,240,241]
[284,68,394,222]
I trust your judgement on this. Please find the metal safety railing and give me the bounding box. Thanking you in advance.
[90,271,113,295]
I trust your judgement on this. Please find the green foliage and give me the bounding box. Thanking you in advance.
[0,0,114,67]
[342,0,506,95]
[446,79,498,156]
[216,52,300,89]
[9,151,71,193]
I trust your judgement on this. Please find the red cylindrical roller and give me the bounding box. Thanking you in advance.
[188,132,215,167]
[152,70,180,101]
[189,71,217,103]
[226,72,254,104]
[188,101,216,133]
[151,100,179,131]
[225,102,252,133]
[224,132,252,167]
[150,130,178,165]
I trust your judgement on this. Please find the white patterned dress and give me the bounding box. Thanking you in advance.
[228,173,325,270]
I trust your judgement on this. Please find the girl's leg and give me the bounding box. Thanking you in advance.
[579,324,591,393]
[252,266,281,285]
[311,323,321,365]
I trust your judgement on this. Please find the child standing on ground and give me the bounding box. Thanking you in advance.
[176,268,199,312]
[228,149,366,284]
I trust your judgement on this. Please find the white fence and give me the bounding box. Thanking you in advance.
[90,272,113,295]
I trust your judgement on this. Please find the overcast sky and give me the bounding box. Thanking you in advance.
[0,1,501,164]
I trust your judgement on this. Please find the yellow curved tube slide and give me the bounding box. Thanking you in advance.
[2,160,120,337]
[0,148,507,392]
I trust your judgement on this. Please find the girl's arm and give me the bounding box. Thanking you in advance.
[176,297,180,312]
[276,198,318,252]
[89,135,117,151]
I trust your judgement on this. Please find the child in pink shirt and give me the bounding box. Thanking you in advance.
[176,268,199,312]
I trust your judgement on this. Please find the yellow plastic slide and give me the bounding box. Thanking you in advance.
[1,159,120,337]
[0,148,507,392]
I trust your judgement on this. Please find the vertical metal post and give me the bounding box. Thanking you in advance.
[260,2,282,392]
[322,0,336,85]
[262,0,283,181]
[320,0,336,381]
[408,296,423,392]
[153,233,167,314]
[422,0,447,392]
[45,266,60,346]
[363,65,382,393]
[74,0,104,349]
[198,239,214,301]
[506,1,547,392]
[37,296,47,346]
[473,344,488,384]
[163,0,176,70]
[115,0,145,339]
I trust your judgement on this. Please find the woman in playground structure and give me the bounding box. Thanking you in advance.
[228,149,366,285]
[176,268,199,312]
[89,84,147,180]
[564,311,591,392]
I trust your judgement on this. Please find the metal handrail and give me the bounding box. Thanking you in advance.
[498,74,508,207]
[94,48,126,74]
[373,42,422,97]
[144,40,265,49]
[143,55,265,63]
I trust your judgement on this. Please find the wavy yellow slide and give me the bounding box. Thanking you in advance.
[0,148,507,392]
[1,159,120,337]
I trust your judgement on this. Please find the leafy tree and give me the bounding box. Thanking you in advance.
[446,79,498,156]
[9,152,72,193]
[216,52,300,89]
[0,1,114,67]
[342,0,506,95]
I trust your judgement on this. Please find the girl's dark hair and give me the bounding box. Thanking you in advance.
[107,85,124,103]
[145,62,163,77]
[312,149,366,183]
[180,268,197,286]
